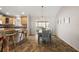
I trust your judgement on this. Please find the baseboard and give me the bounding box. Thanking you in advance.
[56,35,79,52]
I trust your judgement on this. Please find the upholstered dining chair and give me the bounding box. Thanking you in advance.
[41,30,51,44]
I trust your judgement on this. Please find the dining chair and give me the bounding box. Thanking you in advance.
[41,30,51,44]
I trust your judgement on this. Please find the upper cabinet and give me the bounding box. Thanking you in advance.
[21,16,27,25]
[0,15,28,26]
[9,16,15,24]
[1,16,6,24]
[0,15,15,24]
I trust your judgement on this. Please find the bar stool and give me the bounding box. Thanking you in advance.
[0,30,17,52]
[0,36,5,52]
[5,32,17,51]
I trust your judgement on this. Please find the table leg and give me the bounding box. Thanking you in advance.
[1,40,4,52]
[12,36,16,51]
[38,36,40,44]
[2,37,9,52]
[6,37,9,52]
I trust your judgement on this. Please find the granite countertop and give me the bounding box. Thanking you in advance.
[0,24,27,28]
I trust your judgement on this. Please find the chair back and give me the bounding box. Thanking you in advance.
[42,30,51,42]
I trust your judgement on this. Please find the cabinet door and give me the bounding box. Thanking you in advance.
[2,16,6,24]
[21,16,27,25]
[5,17,9,24]
[9,17,15,24]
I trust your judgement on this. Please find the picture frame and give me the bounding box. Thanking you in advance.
[58,17,61,24]
[65,17,70,24]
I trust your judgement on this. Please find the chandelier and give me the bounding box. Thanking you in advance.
[41,6,48,29]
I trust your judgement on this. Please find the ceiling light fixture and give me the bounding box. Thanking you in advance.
[0,8,2,10]
[21,12,25,15]
[41,6,44,20]
[41,6,47,28]
[6,12,9,15]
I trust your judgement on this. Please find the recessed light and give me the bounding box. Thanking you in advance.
[6,12,9,15]
[0,8,2,10]
[21,12,25,15]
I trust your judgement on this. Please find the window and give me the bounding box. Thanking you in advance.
[35,21,49,29]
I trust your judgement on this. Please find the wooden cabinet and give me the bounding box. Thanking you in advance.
[0,16,15,24]
[21,16,27,25]
[9,16,15,24]
[2,16,6,24]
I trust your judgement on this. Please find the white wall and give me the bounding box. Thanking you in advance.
[56,7,79,51]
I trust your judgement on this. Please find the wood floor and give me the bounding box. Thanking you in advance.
[10,35,77,52]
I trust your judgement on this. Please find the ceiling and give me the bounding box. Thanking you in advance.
[0,6,62,17]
